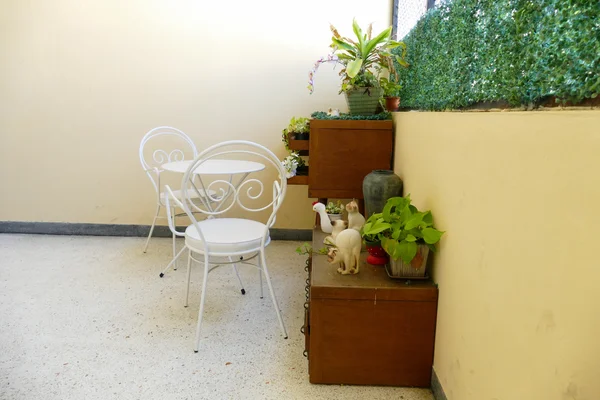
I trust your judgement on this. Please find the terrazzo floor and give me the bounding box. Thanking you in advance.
[0,234,434,400]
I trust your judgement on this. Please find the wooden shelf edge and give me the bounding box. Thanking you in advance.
[288,139,310,151]
[288,175,309,185]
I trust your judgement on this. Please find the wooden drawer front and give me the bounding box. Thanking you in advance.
[309,298,437,386]
[308,122,393,199]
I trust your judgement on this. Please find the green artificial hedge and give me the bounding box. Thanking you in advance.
[394,0,600,110]
[311,111,391,120]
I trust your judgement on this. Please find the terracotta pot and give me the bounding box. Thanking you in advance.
[365,241,389,265]
[385,97,401,112]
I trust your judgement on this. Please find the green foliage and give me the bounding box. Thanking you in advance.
[394,0,600,110]
[296,243,328,255]
[311,111,391,120]
[325,201,343,214]
[281,116,308,169]
[360,195,444,264]
[379,77,402,97]
[285,116,310,134]
[329,19,409,92]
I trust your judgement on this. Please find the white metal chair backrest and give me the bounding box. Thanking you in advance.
[179,140,287,250]
[139,126,198,196]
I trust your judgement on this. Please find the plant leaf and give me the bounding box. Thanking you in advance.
[352,18,365,53]
[363,27,392,61]
[398,240,417,263]
[346,59,363,78]
[404,213,424,230]
[331,37,356,53]
[422,227,444,244]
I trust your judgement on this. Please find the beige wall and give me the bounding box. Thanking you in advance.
[0,0,392,229]
[393,110,600,400]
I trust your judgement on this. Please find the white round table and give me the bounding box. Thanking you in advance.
[162,159,265,175]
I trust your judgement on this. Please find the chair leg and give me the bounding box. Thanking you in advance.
[194,254,211,353]
[143,204,161,253]
[229,256,245,295]
[172,209,177,270]
[259,268,264,299]
[185,249,192,307]
[159,246,187,278]
[259,249,287,339]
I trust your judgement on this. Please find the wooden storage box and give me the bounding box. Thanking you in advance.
[308,119,393,199]
[304,229,438,386]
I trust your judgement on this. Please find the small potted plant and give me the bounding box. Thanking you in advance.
[361,195,444,277]
[325,201,344,221]
[283,116,310,141]
[380,77,402,112]
[360,213,391,265]
[308,19,408,115]
[281,151,306,178]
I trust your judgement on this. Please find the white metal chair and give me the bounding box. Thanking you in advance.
[138,126,203,269]
[163,140,288,352]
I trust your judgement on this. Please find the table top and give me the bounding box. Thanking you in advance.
[162,159,265,175]
[310,228,438,301]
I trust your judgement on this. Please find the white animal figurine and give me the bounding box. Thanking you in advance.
[327,229,361,275]
[327,108,340,117]
[312,201,333,233]
[324,220,348,246]
[346,199,365,231]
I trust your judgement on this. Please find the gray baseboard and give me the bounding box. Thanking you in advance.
[0,221,312,241]
[431,367,448,400]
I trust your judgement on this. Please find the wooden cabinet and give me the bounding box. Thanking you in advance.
[308,119,393,198]
[287,119,394,200]
[303,228,438,386]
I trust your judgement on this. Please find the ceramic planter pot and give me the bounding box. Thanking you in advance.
[296,165,308,176]
[344,87,384,115]
[294,131,309,140]
[327,213,342,221]
[388,245,430,278]
[365,241,388,265]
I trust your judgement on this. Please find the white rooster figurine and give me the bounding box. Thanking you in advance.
[312,201,333,233]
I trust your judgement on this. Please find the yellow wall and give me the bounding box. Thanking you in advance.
[393,110,600,400]
[0,0,391,229]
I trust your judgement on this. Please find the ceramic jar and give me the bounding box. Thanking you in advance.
[362,170,403,217]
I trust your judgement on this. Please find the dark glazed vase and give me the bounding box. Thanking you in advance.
[362,170,403,217]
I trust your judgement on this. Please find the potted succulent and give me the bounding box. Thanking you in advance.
[361,195,444,277]
[308,19,408,115]
[283,116,310,141]
[325,201,344,221]
[380,77,402,112]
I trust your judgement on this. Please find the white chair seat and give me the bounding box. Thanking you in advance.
[160,188,215,204]
[185,218,270,255]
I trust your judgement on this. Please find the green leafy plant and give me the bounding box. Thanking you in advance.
[379,77,402,97]
[310,111,391,120]
[325,201,343,215]
[281,151,305,178]
[285,117,310,135]
[308,19,409,94]
[296,243,328,255]
[281,116,310,151]
[361,195,444,264]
